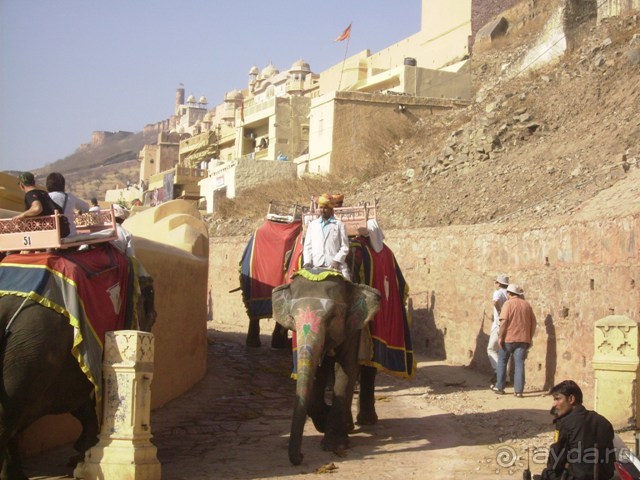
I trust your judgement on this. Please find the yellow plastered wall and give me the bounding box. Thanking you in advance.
[0,172,41,213]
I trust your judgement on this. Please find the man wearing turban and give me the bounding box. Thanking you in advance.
[303,194,351,280]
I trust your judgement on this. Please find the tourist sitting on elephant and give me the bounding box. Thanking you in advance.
[14,171,71,237]
[303,193,350,280]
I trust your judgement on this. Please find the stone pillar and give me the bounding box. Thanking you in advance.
[593,315,640,430]
[84,331,161,480]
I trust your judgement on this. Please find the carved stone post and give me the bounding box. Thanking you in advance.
[593,315,640,430]
[84,330,161,480]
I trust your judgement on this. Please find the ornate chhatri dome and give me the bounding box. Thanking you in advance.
[290,59,311,73]
[249,65,259,75]
[261,63,279,78]
[199,96,208,104]
[186,94,196,103]
[224,89,243,101]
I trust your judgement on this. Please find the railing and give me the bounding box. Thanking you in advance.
[176,166,206,178]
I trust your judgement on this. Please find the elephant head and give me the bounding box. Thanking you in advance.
[272,268,381,465]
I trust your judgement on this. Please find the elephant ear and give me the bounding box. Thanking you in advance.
[272,283,295,331]
[347,284,381,332]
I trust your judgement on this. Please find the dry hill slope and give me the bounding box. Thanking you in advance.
[210,4,640,236]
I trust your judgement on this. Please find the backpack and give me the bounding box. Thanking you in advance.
[49,194,71,238]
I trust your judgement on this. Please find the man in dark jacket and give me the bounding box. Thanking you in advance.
[540,380,615,480]
[14,172,56,219]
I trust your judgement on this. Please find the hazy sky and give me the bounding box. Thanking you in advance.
[0,0,421,172]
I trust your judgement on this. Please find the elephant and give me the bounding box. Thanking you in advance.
[272,268,381,465]
[238,219,302,349]
[0,247,156,480]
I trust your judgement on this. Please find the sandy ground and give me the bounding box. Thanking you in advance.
[26,319,634,480]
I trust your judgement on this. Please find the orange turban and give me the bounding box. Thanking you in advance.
[318,193,334,207]
[332,194,344,206]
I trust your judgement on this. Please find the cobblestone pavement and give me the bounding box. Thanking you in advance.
[25,320,632,480]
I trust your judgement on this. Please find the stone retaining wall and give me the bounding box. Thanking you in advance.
[210,214,639,397]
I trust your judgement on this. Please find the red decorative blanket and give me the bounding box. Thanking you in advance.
[0,244,134,419]
[240,220,302,318]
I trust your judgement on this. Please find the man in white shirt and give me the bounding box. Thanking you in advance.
[46,172,90,237]
[111,204,135,257]
[303,194,351,281]
[487,274,509,387]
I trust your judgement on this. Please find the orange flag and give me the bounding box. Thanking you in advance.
[335,22,352,42]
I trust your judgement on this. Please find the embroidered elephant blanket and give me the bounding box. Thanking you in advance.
[0,243,135,418]
[240,220,301,319]
[352,237,416,379]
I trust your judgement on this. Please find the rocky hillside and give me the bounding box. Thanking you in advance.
[31,131,154,202]
[209,2,640,237]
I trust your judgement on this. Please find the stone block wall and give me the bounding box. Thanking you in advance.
[389,216,639,394]
[235,158,297,191]
[210,214,639,398]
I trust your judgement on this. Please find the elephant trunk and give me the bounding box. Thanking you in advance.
[288,332,325,465]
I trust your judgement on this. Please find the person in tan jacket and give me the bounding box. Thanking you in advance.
[493,284,536,397]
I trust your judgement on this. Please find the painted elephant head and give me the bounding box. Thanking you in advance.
[272,268,381,465]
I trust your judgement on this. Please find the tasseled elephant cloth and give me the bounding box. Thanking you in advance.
[240,220,302,319]
[351,237,415,379]
[0,243,136,421]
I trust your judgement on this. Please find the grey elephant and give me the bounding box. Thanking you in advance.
[0,245,156,480]
[272,268,381,465]
[239,219,302,348]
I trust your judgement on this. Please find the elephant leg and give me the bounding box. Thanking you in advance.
[322,337,360,453]
[246,316,262,348]
[270,322,289,350]
[0,438,27,480]
[67,399,99,469]
[307,356,334,433]
[357,365,378,425]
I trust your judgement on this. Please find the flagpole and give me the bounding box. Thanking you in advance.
[337,35,350,91]
[337,23,352,91]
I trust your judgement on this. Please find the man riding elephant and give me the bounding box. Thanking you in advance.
[302,193,351,281]
[275,193,415,464]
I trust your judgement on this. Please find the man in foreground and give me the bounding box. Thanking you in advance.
[493,283,536,396]
[537,380,615,480]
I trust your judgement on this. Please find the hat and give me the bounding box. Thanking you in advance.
[18,172,35,186]
[332,193,344,206]
[506,284,524,296]
[495,274,509,286]
[317,193,335,208]
[112,204,129,220]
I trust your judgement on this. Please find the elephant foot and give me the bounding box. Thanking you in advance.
[321,433,350,454]
[245,335,262,348]
[288,450,304,466]
[356,409,378,426]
